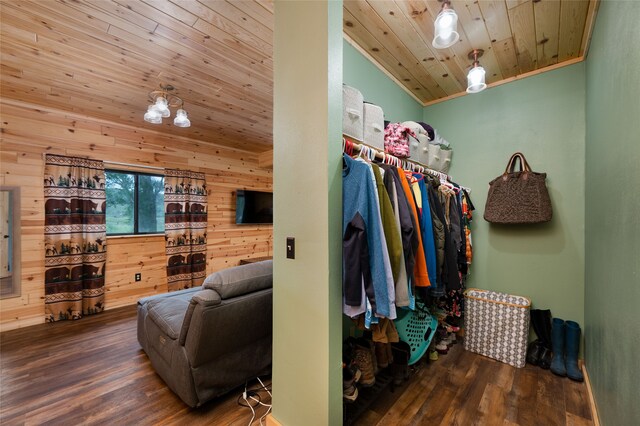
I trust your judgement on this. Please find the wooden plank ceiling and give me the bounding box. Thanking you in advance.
[1,1,598,153]
[344,0,598,105]
[0,0,274,153]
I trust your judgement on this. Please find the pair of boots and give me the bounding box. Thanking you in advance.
[527,309,552,368]
[550,318,584,382]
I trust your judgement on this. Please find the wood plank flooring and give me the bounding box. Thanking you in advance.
[1,306,593,425]
[352,339,594,426]
[0,305,271,425]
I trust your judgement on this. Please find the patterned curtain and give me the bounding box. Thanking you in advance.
[44,155,106,322]
[164,169,208,292]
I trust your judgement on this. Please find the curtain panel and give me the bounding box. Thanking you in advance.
[164,169,208,292]
[44,154,106,322]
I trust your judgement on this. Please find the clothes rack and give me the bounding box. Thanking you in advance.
[342,138,471,193]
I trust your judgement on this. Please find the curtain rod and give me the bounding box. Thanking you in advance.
[103,160,164,171]
[344,139,471,193]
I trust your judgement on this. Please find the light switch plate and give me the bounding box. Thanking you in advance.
[286,237,295,259]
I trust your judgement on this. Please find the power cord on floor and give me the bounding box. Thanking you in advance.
[237,377,272,426]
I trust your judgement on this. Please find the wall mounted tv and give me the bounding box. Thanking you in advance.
[235,190,273,225]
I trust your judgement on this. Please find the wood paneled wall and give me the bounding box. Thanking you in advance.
[0,100,273,331]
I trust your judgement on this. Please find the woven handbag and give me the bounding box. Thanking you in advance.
[484,152,552,224]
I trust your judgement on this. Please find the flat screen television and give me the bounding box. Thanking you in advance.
[235,190,273,224]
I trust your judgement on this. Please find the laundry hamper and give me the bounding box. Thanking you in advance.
[463,288,531,368]
[394,301,438,365]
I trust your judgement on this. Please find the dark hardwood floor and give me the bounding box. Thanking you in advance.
[0,305,271,426]
[1,306,593,425]
[352,339,594,426]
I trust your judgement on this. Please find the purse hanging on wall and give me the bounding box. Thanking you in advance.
[484,152,552,224]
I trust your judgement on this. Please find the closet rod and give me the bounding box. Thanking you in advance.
[344,138,471,193]
[104,160,164,171]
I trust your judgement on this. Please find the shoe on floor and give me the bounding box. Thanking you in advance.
[353,345,376,387]
[375,342,389,369]
[436,340,449,354]
[550,318,567,377]
[565,321,584,382]
[343,366,359,403]
[443,332,457,347]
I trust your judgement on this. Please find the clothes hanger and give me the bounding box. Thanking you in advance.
[368,146,377,162]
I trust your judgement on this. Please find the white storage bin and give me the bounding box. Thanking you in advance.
[363,103,384,150]
[409,134,430,164]
[464,288,531,368]
[342,85,364,141]
[426,144,452,174]
[402,121,429,164]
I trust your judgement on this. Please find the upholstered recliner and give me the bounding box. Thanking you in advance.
[137,260,272,407]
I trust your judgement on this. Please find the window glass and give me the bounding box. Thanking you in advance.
[105,170,164,235]
[137,174,164,233]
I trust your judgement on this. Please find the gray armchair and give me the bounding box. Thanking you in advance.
[137,260,273,407]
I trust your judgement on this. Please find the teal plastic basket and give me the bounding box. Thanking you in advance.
[393,302,438,365]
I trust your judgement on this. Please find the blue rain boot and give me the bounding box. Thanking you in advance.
[550,318,566,376]
[565,321,584,382]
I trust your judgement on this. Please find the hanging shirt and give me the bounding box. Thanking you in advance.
[342,155,391,318]
[413,174,438,289]
[379,165,419,284]
[371,164,402,282]
[425,176,446,297]
[360,161,396,320]
[397,168,430,288]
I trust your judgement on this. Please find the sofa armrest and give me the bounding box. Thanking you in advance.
[138,285,202,307]
[179,289,221,345]
[192,289,222,306]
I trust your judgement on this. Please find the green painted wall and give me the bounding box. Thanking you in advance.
[343,40,423,122]
[272,2,343,425]
[584,1,640,424]
[423,64,586,329]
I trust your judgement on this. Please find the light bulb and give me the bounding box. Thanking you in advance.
[466,65,487,93]
[151,96,171,118]
[143,105,162,124]
[433,9,459,49]
[173,109,191,127]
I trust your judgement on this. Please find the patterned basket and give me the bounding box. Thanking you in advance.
[464,288,531,368]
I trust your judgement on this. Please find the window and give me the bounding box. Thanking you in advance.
[1,187,20,299]
[105,170,164,235]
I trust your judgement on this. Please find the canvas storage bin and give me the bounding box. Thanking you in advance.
[403,121,430,164]
[363,102,384,150]
[464,288,531,368]
[426,144,452,174]
[343,85,364,141]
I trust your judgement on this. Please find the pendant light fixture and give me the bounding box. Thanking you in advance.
[143,84,191,128]
[466,49,487,94]
[432,0,459,49]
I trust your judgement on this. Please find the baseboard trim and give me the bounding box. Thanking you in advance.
[266,414,282,426]
[582,361,601,426]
